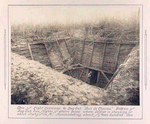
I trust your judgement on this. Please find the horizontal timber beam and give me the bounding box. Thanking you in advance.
[29,38,138,45]
[62,63,114,75]
[94,41,139,45]
[29,42,45,45]
[79,64,114,74]
[78,40,139,45]
[29,37,72,44]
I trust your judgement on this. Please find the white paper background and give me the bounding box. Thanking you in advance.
[0,0,150,123]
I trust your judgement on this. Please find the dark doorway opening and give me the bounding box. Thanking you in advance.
[87,69,113,88]
[63,66,114,88]
[87,69,98,85]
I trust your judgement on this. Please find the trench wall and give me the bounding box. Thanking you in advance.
[11,38,138,84]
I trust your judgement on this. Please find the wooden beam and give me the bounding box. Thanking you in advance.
[29,42,44,45]
[71,39,77,58]
[51,33,64,60]
[114,44,121,71]
[98,43,111,83]
[89,42,95,66]
[100,43,106,69]
[104,64,124,90]
[78,64,114,74]
[78,40,139,45]
[27,44,34,60]
[94,41,139,45]
[64,38,71,56]
[92,43,109,86]
[62,67,84,73]
[96,71,101,86]
[80,40,86,64]
[85,68,90,83]
[70,63,80,67]
[85,42,95,84]
[104,45,135,89]
[29,38,139,45]
[44,37,72,43]
[79,70,84,79]
[100,70,110,83]
[62,64,114,75]
[44,43,53,68]
[56,40,64,59]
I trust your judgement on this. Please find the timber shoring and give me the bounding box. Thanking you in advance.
[25,38,138,88]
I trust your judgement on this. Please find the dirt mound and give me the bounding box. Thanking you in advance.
[102,45,139,105]
[11,52,107,105]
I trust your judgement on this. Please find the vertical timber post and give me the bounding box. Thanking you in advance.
[96,43,106,86]
[64,38,71,56]
[27,44,34,60]
[44,43,53,68]
[114,44,121,71]
[80,40,86,64]
[85,42,95,83]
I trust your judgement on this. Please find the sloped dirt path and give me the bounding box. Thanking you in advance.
[11,52,107,105]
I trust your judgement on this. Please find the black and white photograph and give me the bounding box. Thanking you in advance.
[10,5,140,106]
[1,0,150,122]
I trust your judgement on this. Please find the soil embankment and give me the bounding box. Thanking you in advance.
[11,45,139,105]
[103,45,139,105]
[11,52,107,105]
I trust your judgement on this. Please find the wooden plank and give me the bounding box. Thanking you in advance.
[89,42,95,66]
[70,39,78,58]
[62,64,114,75]
[117,44,135,68]
[79,40,139,45]
[56,40,64,59]
[114,44,121,71]
[80,40,86,64]
[104,46,135,89]
[44,37,71,43]
[49,38,65,68]
[44,43,53,68]
[64,38,71,55]
[27,44,34,60]
[79,64,114,74]
[50,33,64,60]
[98,41,139,45]
[29,42,44,45]
[101,44,107,69]
[102,44,121,73]
[84,42,95,83]
[29,39,139,45]
[85,68,90,83]
[104,65,124,89]
[79,70,84,79]
[96,71,101,85]
[85,42,94,81]
[62,67,84,73]
[100,70,110,83]
[95,43,109,86]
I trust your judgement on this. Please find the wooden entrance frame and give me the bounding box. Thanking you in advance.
[27,37,139,89]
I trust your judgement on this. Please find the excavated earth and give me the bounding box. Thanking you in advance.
[11,45,139,105]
